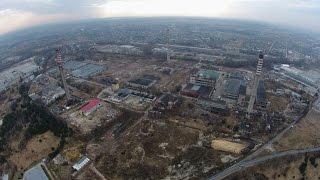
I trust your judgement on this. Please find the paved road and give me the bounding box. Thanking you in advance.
[246,97,317,161]
[210,146,320,180]
[156,43,220,52]
[315,96,320,112]
[209,115,302,180]
[210,96,319,180]
[90,165,108,180]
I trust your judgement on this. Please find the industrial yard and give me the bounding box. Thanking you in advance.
[0,18,319,179]
[0,50,315,179]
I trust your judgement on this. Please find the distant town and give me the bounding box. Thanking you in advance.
[0,18,320,179]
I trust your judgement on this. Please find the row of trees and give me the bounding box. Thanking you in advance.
[219,57,306,70]
[0,83,72,154]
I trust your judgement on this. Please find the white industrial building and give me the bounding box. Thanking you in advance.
[0,59,41,92]
[72,156,90,171]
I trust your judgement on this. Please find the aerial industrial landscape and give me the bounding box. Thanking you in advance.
[0,17,319,179]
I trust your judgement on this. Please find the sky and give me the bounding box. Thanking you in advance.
[0,0,320,35]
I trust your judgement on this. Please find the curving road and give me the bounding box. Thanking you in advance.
[315,95,320,112]
[210,146,320,180]
[210,96,320,180]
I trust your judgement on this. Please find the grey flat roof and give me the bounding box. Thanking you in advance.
[191,85,201,91]
[224,79,242,95]
[257,80,266,101]
[23,164,48,180]
[71,63,105,78]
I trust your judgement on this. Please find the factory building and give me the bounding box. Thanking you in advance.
[190,69,220,87]
[197,99,229,115]
[0,59,40,92]
[222,78,246,107]
[237,84,247,107]
[127,78,155,89]
[228,72,245,80]
[71,64,106,79]
[41,85,66,105]
[275,64,320,95]
[97,45,143,56]
[180,83,213,99]
[127,75,159,90]
[23,163,49,180]
[223,79,242,100]
[28,74,66,105]
[255,80,267,110]
[148,94,182,119]
[72,156,90,171]
[80,99,102,116]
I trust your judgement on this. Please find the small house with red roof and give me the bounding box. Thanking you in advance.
[81,99,102,116]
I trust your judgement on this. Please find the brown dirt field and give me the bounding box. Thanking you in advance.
[95,120,200,179]
[267,93,289,113]
[273,109,320,151]
[225,113,238,129]
[265,80,281,92]
[9,131,60,171]
[168,116,208,130]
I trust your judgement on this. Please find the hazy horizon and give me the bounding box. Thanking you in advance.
[0,0,320,35]
[0,16,302,37]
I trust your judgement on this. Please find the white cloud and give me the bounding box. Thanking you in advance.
[0,0,319,35]
[99,0,231,17]
[290,0,320,9]
[0,9,74,34]
[0,9,35,34]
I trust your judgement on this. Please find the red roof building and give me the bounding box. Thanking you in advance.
[81,99,102,116]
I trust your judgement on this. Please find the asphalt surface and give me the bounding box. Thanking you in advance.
[210,146,320,180]
[210,96,320,180]
[315,96,320,112]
